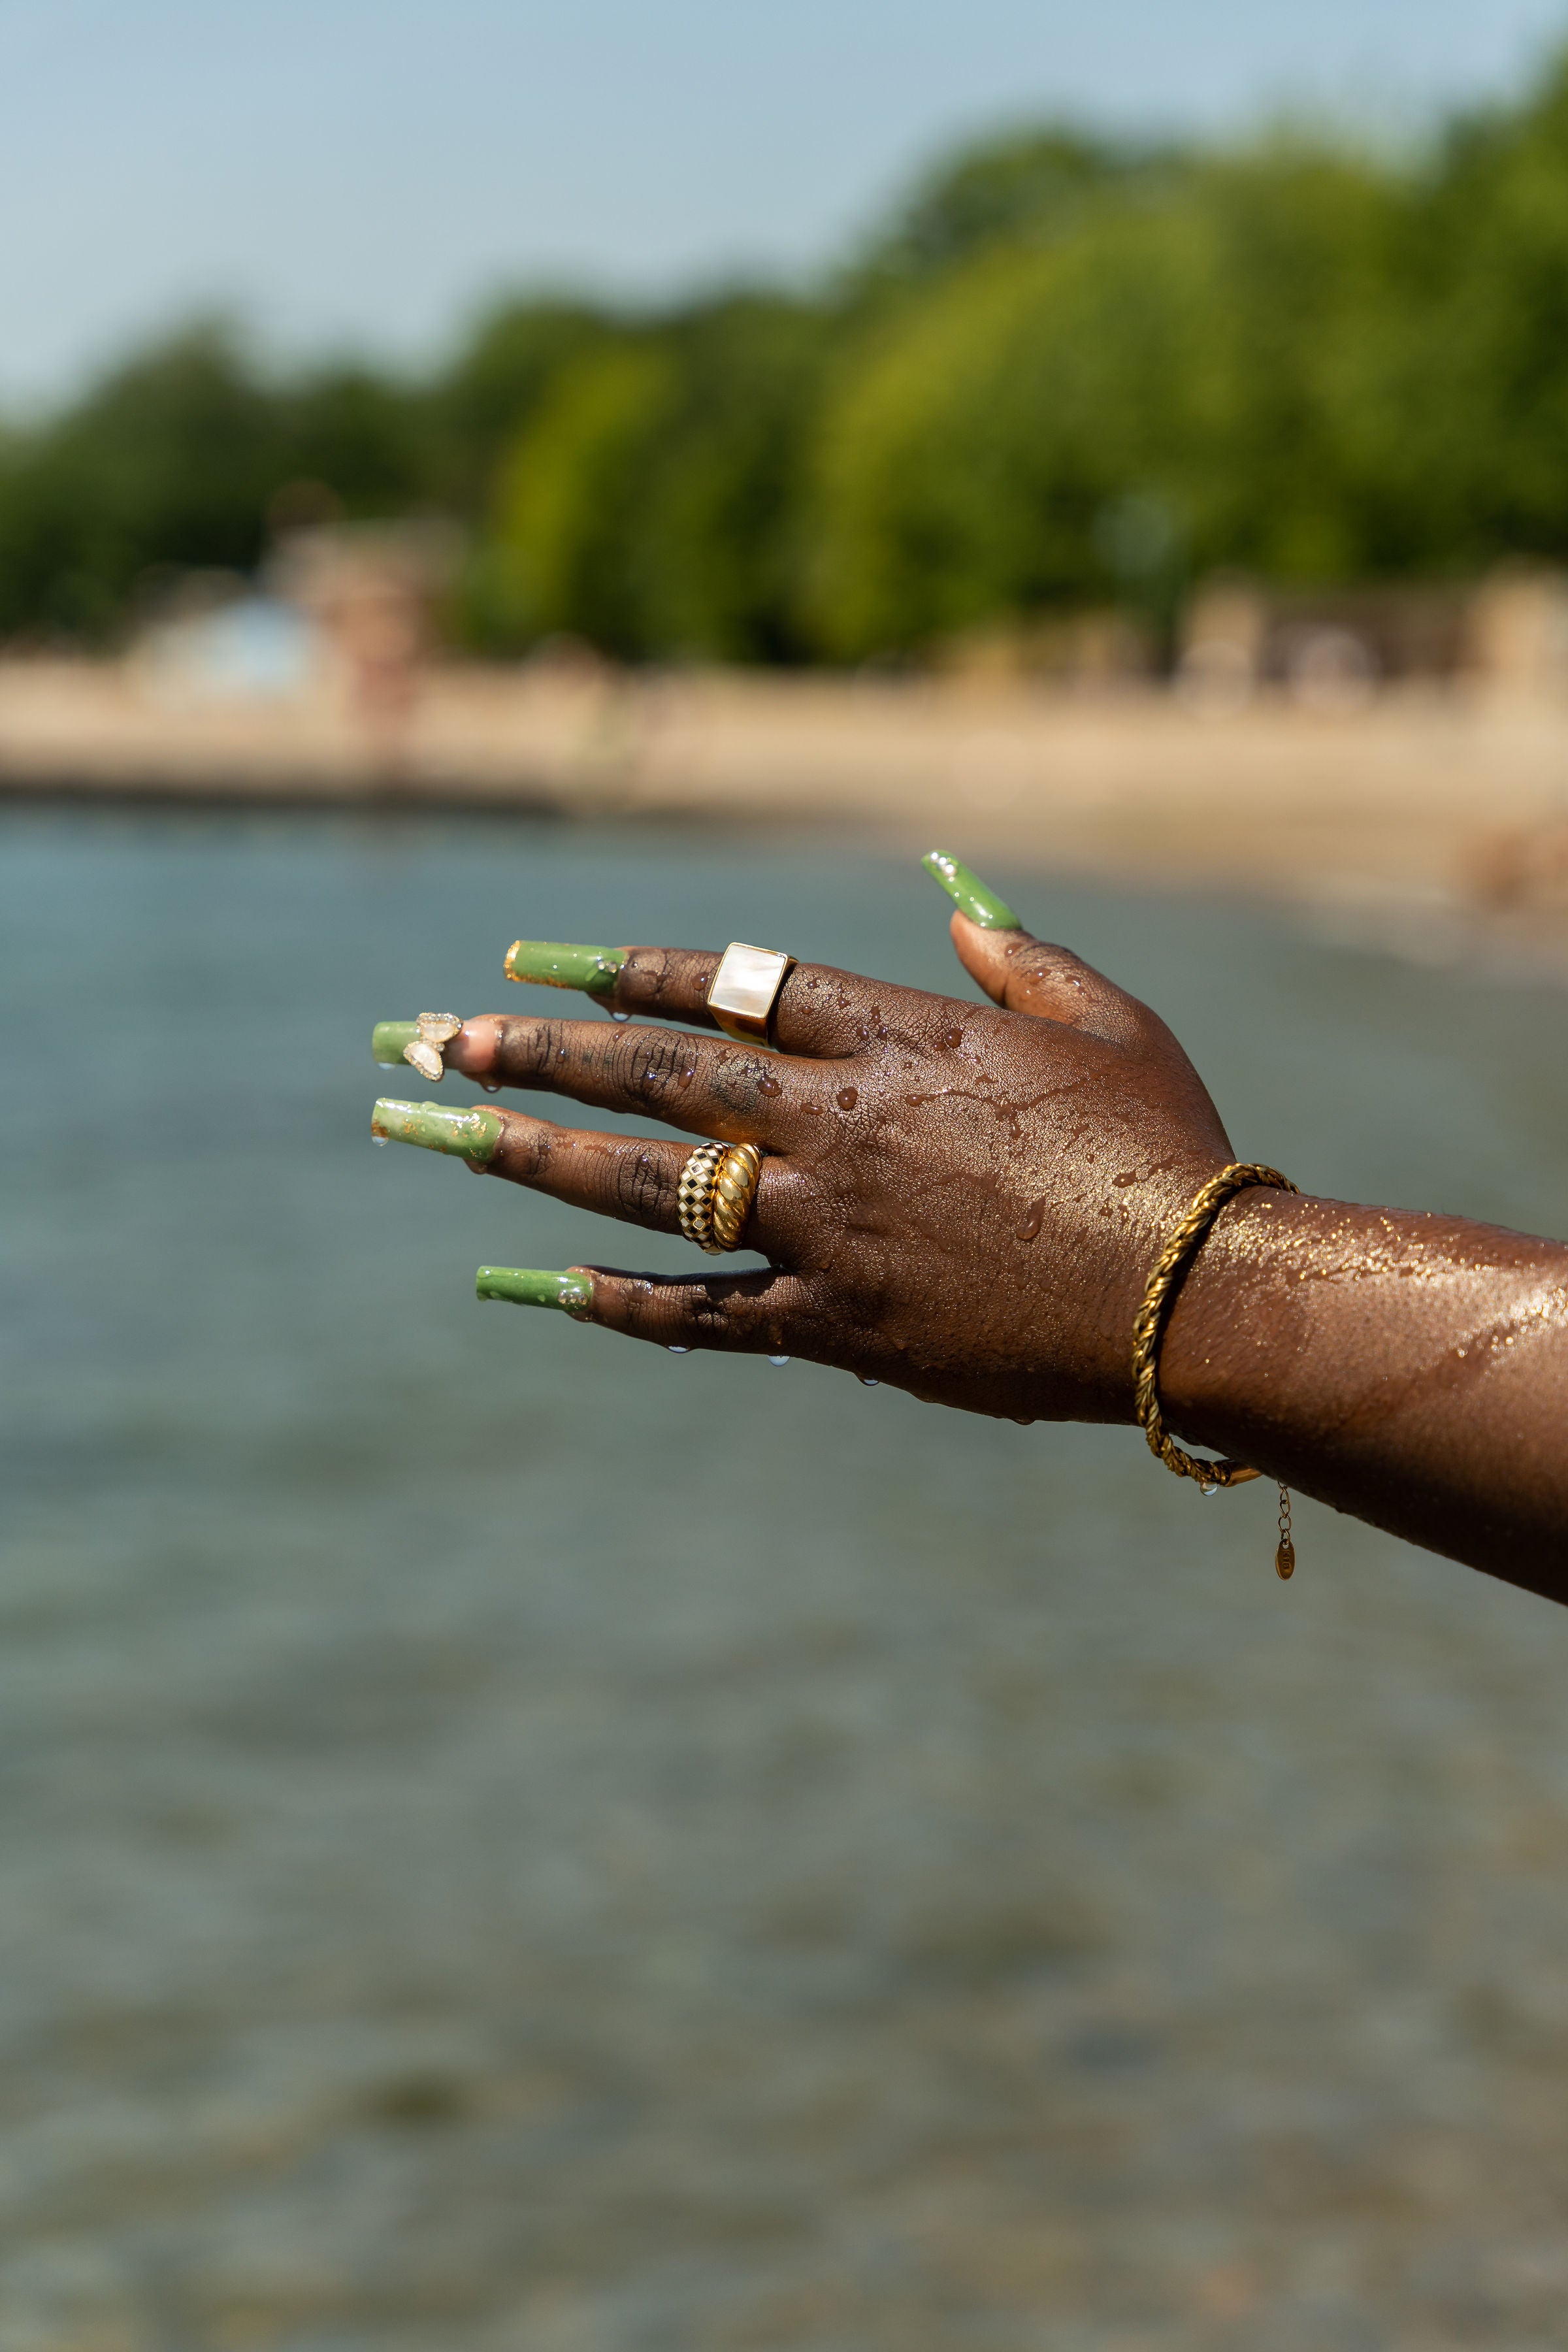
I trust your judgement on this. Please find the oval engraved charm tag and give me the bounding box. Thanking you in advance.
[1274,1541,1296,1581]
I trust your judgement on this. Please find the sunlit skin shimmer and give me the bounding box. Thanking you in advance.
[384,858,1567,1598]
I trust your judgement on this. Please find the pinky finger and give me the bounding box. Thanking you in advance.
[475,1262,811,1356]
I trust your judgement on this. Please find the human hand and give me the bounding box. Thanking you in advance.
[370,856,1237,1427]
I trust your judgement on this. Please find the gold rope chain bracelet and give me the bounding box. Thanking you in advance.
[1132,1162,1300,1580]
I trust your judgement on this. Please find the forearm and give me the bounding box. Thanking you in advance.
[1161,1194,1568,1597]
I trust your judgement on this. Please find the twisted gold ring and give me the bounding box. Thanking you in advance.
[678,1139,763,1254]
[710,1143,763,1253]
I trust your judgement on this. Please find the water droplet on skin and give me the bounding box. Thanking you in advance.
[610,1010,631,1022]
[676,1064,694,1087]
[1017,1200,1045,1241]
[1013,1416,1034,1426]
[836,1086,858,1111]
[480,1079,502,1093]
[667,1345,691,1355]
[940,1028,963,1050]
[768,1355,791,1367]
[757,1075,782,1098]
[859,1376,879,1386]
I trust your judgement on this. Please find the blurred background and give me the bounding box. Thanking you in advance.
[5,5,1568,2346]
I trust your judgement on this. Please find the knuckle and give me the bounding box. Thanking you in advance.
[498,1116,550,1180]
[690,1285,764,1341]
[703,1275,787,1346]
[686,1288,733,1333]
[499,1015,562,1084]
[618,946,674,1012]
[620,946,716,1014]
[1004,935,1062,975]
[613,1147,676,1225]
[609,1269,794,1352]
[608,1024,692,1105]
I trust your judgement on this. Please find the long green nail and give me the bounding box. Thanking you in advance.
[372,1021,421,1064]
[476,1266,593,1310]
[371,1098,503,1162]
[922,852,1021,930]
[372,1014,464,1081]
[504,941,626,997]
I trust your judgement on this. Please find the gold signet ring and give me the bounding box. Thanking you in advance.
[706,943,793,1044]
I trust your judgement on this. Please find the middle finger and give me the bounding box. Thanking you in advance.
[461,1013,808,1143]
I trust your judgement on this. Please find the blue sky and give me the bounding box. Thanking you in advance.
[3,0,1566,404]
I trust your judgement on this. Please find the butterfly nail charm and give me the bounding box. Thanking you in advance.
[403,1012,463,1083]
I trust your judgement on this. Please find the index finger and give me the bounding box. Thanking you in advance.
[502,939,887,1058]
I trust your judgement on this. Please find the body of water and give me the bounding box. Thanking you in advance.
[3,809,1567,2351]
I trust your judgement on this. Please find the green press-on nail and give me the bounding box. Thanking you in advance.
[921,851,1021,930]
[504,940,626,996]
[372,1021,421,1064]
[371,1098,503,1162]
[476,1266,593,1310]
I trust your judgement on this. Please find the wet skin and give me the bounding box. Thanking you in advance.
[431,917,1568,1599]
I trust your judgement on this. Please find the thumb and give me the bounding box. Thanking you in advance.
[923,851,1146,1038]
[948,906,1024,1005]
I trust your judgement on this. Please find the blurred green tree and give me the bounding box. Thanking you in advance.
[433,298,615,506]
[0,325,286,639]
[803,144,1411,659]
[479,295,826,660]
[0,327,438,641]
[1401,55,1568,562]
[7,49,1568,660]
[278,363,435,519]
[855,123,1169,284]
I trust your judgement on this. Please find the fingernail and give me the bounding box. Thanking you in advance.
[372,1015,464,1082]
[504,941,625,996]
[372,1021,420,1064]
[476,1266,593,1310]
[921,851,1020,930]
[371,1098,504,1162]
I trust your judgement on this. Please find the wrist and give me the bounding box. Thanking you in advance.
[1153,1185,1317,1460]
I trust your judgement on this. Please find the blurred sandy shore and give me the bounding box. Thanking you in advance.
[3,657,1566,943]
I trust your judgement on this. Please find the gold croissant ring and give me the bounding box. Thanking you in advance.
[710,1143,763,1252]
[678,1140,763,1254]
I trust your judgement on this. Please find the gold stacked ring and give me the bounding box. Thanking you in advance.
[710,1143,763,1254]
[677,1139,764,1255]
[677,1141,727,1251]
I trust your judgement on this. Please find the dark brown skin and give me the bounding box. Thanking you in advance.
[445,915,1568,1601]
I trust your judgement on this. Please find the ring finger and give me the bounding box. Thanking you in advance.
[372,1096,790,1254]
[485,1109,790,1253]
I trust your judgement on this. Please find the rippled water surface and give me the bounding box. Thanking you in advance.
[2,808,1567,2351]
